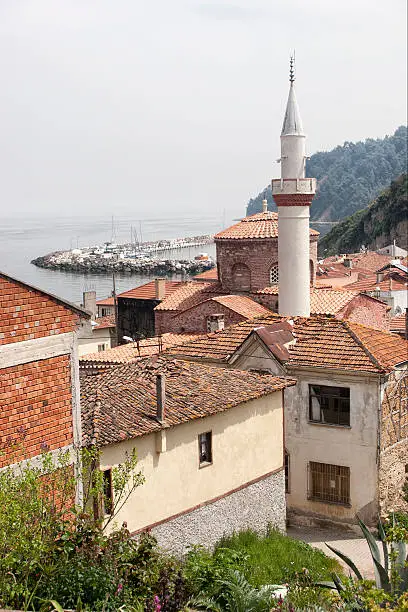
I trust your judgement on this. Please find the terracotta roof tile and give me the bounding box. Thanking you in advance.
[214,211,319,240]
[154,282,223,312]
[192,268,219,281]
[96,297,115,306]
[390,313,407,333]
[80,333,201,365]
[118,280,183,301]
[80,357,296,446]
[321,252,394,273]
[310,289,358,315]
[210,295,272,318]
[167,314,408,374]
[344,272,407,292]
[93,315,116,329]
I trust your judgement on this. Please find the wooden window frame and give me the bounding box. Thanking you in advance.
[308,461,350,506]
[284,450,290,493]
[198,431,213,468]
[102,468,113,516]
[309,384,350,427]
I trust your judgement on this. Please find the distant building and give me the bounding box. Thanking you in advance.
[81,357,295,552]
[377,243,407,259]
[0,272,90,484]
[96,296,115,318]
[78,315,117,357]
[344,261,407,315]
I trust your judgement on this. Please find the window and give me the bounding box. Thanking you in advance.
[284,451,290,493]
[102,469,113,515]
[198,432,212,466]
[308,461,350,505]
[269,265,279,285]
[309,385,350,426]
[98,343,106,352]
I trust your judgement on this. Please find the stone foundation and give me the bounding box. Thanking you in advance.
[148,469,286,555]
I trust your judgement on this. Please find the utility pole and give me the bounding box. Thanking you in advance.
[112,273,119,346]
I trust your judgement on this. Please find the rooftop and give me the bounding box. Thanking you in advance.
[96,296,115,306]
[192,267,219,282]
[118,280,183,301]
[79,333,202,366]
[214,211,319,241]
[154,281,223,312]
[344,272,407,293]
[93,315,116,330]
[390,313,407,334]
[81,357,296,446]
[166,314,408,374]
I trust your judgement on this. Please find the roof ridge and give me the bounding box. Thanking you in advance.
[342,320,385,372]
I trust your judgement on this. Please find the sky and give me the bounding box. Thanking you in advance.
[0,0,406,220]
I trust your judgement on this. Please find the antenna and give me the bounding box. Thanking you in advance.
[289,53,295,84]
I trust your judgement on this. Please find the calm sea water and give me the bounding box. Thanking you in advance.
[0,214,229,305]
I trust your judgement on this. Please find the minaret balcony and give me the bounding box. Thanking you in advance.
[272,178,316,196]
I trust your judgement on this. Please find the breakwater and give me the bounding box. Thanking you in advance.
[31,234,215,277]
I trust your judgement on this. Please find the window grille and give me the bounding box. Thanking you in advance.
[309,385,350,426]
[270,265,279,285]
[102,469,113,515]
[308,461,350,505]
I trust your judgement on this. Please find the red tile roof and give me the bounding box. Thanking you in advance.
[344,272,407,292]
[166,314,408,374]
[321,252,394,273]
[192,268,219,281]
[96,297,114,306]
[118,280,183,301]
[94,315,116,329]
[80,357,296,446]
[310,289,358,315]
[210,295,273,318]
[154,282,222,312]
[215,212,319,240]
[390,313,407,334]
[79,333,202,365]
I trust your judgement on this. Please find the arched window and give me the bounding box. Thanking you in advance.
[231,263,251,291]
[269,265,279,285]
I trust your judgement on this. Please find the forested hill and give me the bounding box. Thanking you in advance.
[318,174,408,257]
[246,126,407,222]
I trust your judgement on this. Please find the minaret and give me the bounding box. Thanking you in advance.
[272,57,316,317]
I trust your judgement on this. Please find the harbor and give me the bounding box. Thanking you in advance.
[31,234,215,277]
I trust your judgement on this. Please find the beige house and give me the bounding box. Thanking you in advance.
[168,314,408,528]
[78,315,116,357]
[80,357,295,552]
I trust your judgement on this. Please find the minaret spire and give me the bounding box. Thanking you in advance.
[271,59,317,318]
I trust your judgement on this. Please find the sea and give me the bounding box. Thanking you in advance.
[0,214,231,306]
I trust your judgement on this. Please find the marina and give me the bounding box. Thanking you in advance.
[31,234,215,277]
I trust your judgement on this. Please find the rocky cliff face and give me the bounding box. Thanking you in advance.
[318,174,408,257]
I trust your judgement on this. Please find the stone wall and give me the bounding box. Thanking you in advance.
[156,300,245,334]
[378,370,408,514]
[148,469,286,554]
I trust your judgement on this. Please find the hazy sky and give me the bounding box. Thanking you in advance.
[0,0,406,220]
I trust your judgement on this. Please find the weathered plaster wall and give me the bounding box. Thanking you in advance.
[100,392,285,539]
[284,369,380,526]
[78,327,113,356]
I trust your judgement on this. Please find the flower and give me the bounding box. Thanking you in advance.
[115,583,123,596]
[153,595,162,611]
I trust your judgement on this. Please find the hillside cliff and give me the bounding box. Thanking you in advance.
[318,174,408,257]
[247,126,407,222]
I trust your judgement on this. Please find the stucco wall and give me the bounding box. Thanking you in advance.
[150,469,285,554]
[100,392,284,539]
[284,369,380,526]
[78,327,112,357]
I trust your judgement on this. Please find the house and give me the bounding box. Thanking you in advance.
[0,271,91,480]
[377,243,407,259]
[344,261,407,315]
[78,315,117,357]
[96,296,115,318]
[166,314,408,527]
[80,357,295,552]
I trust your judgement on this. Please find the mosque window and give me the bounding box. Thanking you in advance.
[270,265,279,285]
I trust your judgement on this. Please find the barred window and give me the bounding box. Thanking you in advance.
[308,461,350,505]
[270,265,279,285]
[309,385,350,426]
[198,432,212,466]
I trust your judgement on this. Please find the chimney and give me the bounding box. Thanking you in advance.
[156,373,166,422]
[155,278,166,300]
[343,257,353,269]
[82,291,97,318]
